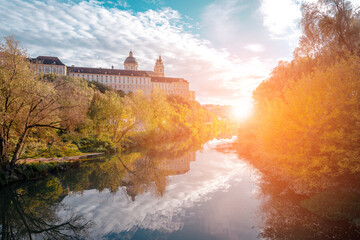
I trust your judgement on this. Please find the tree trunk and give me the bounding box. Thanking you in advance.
[0,188,11,240]
[0,135,9,171]
[10,128,28,169]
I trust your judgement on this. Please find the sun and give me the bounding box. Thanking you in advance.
[231,101,253,121]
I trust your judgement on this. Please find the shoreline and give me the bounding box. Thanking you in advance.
[18,152,106,164]
[0,152,106,188]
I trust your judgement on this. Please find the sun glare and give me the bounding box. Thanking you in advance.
[232,101,253,121]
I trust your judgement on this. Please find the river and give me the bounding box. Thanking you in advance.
[0,138,359,239]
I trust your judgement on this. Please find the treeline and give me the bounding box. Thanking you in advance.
[0,36,222,175]
[235,0,360,194]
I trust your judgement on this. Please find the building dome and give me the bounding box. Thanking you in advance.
[124,51,139,70]
[124,51,138,64]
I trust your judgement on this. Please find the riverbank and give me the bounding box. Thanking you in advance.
[233,140,360,228]
[0,152,105,188]
[18,152,105,164]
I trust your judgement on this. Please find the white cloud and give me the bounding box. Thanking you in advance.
[0,0,273,106]
[260,0,301,38]
[202,0,249,42]
[260,0,360,45]
[244,44,265,53]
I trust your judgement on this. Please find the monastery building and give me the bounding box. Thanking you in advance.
[29,52,195,100]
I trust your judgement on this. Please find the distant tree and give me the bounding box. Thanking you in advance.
[0,36,92,170]
[117,89,126,97]
[88,80,112,93]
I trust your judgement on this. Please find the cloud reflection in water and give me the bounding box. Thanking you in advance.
[58,138,261,238]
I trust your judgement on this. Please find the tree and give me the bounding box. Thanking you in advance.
[0,36,92,171]
[88,91,135,147]
[88,80,112,93]
[237,1,360,193]
[295,0,360,59]
[252,56,360,192]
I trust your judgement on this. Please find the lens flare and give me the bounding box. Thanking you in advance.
[231,101,253,121]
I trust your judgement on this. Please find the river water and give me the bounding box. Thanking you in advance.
[0,138,359,239]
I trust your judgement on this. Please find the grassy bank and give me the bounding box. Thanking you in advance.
[0,153,105,188]
[0,162,75,187]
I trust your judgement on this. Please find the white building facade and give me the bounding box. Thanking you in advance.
[29,56,67,75]
[67,67,153,95]
[30,51,195,100]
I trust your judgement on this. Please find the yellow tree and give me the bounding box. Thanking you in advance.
[0,36,91,170]
[255,56,360,191]
[88,91,135,147]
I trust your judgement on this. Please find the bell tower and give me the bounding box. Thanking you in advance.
[154,56,164,77]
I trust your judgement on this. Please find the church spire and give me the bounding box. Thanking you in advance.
[154,56,164,77]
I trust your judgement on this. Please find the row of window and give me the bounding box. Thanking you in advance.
[73,73,151,84]
[106,84,185,93]
[70,73,189,95]
[112,84,151,90]
[162,89,188,94]
[153,83,189,91]
[106,83,187,95]
[125,65,137,70]
[34,68,65,75]
[33,66,64,71]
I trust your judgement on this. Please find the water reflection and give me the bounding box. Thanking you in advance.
[0,178,91,239]
[123,152,196,200]
[257,177,360,240]
[1,138,359,239]
[56,149,197,200]
[56,139,253,239]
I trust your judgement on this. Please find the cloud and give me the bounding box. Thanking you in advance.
[142,0,165,5]
[202,0,249,43]
[244,44,264,53]
[0,0,273,106]
[260,0,301,38]
[260,0,360,45]
[200,0,294,86]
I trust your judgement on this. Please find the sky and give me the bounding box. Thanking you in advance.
[0,0,359,107]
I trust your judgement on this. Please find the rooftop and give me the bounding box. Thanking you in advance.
[67,66,150,77]
[30,56,65,66]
